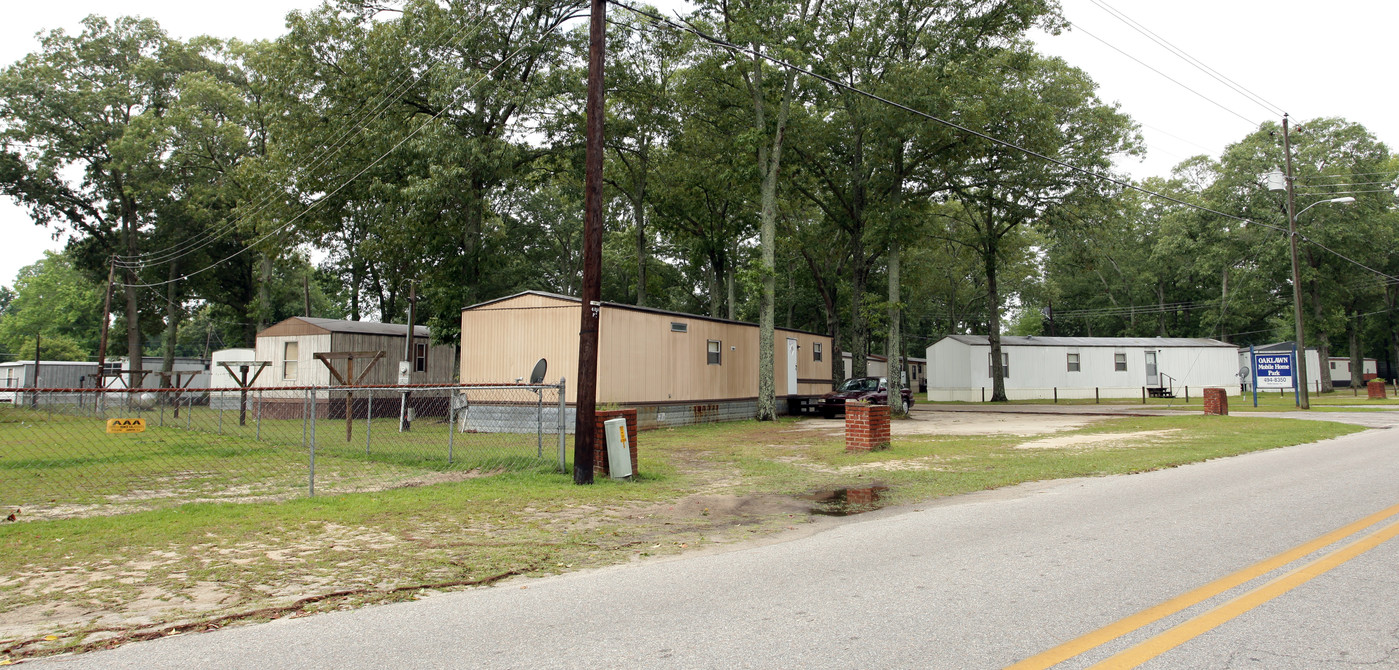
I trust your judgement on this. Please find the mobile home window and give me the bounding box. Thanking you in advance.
[813,342,823,362]
[414,342,427,373]
[1114,353,1127,372]
[1067,353,1080,372]
[707,340,722,365]
[988,352,1009,378]
[671,322,688,333]
[283,341,299,380]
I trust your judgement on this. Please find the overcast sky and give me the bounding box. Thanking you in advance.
[2,0,1395,289]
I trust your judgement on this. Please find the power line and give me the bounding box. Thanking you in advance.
[113,5,505,271]
[1086,0,1286,117]
[1065,21,1262,128]
[115,3,588,289]
[607,0,1399,288]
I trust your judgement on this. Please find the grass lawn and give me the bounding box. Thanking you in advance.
[0,411,1369,661]
[926,387,1399,411]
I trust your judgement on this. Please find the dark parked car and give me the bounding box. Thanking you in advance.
[818,376,914,418]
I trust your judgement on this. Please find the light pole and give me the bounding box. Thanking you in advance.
[1282,114,1356,409]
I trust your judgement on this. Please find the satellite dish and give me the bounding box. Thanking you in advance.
[1239,366,1249,378]
[529,358,547,384]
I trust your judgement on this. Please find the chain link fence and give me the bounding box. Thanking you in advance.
[0,382,567,521]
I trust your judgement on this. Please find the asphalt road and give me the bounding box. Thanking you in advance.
[35,417,1399,669]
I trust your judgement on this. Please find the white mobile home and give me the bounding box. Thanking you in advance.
[926,335,1241,402]
[0,361,99,404]
[1328,357,1378,387]
[101,356,210,390]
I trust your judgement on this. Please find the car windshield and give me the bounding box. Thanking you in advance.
[838,378,878,392]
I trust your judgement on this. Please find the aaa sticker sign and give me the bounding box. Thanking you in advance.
[1254,353,1295,389]
[106,418,147,434]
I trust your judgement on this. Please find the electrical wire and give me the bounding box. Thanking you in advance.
[115,2,588,289]
[1086,0,1286,117]
[113,5,505,271]
[1065,21,1261,128]
[608,0,1399,288]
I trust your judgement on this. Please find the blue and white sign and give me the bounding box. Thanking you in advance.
[1254,353,1294,389]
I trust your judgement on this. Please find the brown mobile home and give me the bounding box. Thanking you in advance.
[460,291,833,427]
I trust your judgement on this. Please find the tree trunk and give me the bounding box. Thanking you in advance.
[1348,311,1362,389]
[121,210,142,390]
[161,262,180,389]
[707,255,722,317]
[984,230,1006,402]
[887,235,903,413]
[634,138,649,307]
[727,239,737,321]
[257,253,273,331]
[1310,279,1333,393]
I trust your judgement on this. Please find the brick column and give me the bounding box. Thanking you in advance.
[1368,379,1387,400]
[845,402,891,452]
[594,408,638,477]
[1202,387,1229,416]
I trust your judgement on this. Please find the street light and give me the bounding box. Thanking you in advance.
[1283,113,1356,409]
[1295,196,1356,218]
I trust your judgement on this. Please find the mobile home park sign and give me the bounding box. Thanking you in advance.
[1254,353,1295,389]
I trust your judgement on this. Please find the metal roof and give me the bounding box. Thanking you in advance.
[297,317,430,337]
[462,290,832,339]
[940,335,1235,348]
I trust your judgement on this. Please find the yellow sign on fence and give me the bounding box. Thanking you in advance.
[106,418,147,434]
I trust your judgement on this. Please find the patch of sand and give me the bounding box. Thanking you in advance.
[788,412,1102,437]
[1015,429,1182,450]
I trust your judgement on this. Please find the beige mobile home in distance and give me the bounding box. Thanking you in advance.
[460,291,833,428]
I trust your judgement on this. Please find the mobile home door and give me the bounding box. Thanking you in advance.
[787,338,799,394]
[1145,351,1159,386]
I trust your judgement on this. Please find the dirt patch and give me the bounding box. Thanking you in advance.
[1015,429,1182,450]
[787,411,1103,437]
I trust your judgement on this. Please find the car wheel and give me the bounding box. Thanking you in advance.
[900,398,909,414]
[821,406,835,420]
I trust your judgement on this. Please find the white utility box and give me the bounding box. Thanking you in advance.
[603,417,633,480]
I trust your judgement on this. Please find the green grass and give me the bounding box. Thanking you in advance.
[925,387,1399,411]
[0,409,1369,660]
[0,403,567,517]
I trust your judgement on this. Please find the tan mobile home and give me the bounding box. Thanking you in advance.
[460,291,833,427]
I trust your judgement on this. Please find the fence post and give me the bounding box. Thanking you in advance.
[218,406,224,434]
[557,377,568,472]
[159,396,165,426]
[366,393,372,456]
[1185,386,1190,402]
[447,396,455,466]
[1095,387,1100,404]
[186,395,193,429]
[309,387,317,497]
[1053,387,1058,404]
[1142,386,1147,404]
[537,387,544,459]
[256,389,263,441]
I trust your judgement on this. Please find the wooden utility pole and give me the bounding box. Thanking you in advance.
[574,0,605,485]
[1283,114,1311,410]
[303,274,311,317]
[95,260,115,389]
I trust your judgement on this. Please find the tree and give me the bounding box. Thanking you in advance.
[0,251,103,359]
[931,49,1138,401]
[0,16,214,385]
[692,0,826,421]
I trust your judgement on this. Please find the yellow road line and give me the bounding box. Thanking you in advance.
[1006,501,1399,670]
[1090,517,1399,669]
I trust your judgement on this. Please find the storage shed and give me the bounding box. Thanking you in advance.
[926,335,1241,402]
[459,291,833,427]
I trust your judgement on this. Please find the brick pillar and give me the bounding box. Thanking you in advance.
[1202,387,1229,416]
[594,408,639,477]
[845,402,891,452]
[1368,379,1387,400]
